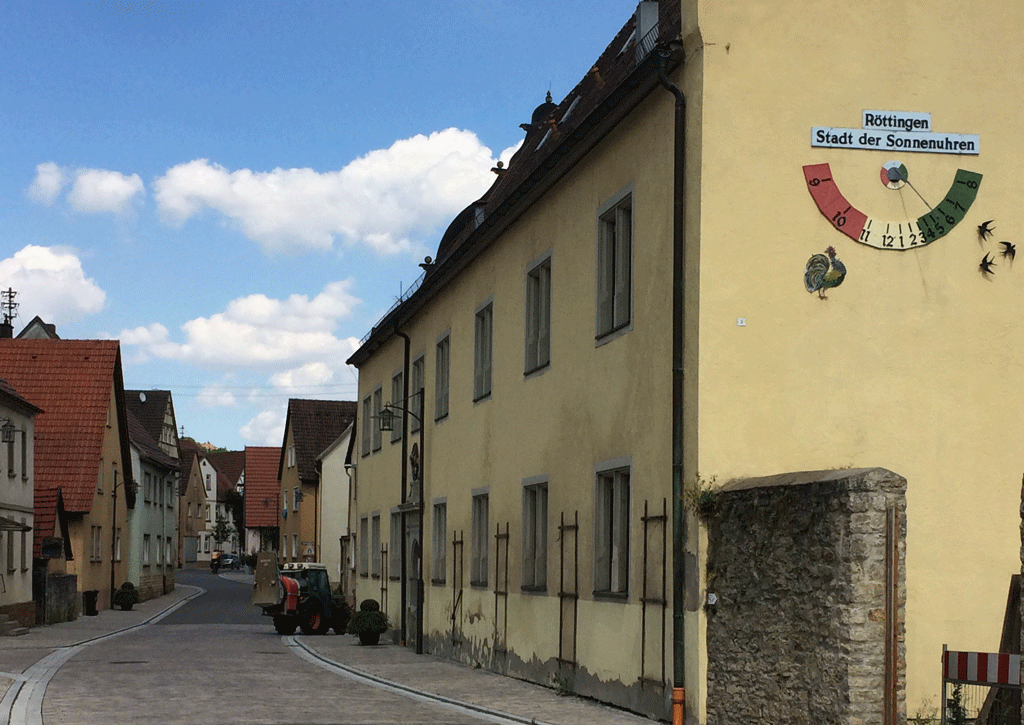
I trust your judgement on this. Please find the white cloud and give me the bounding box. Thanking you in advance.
[196,385,237,408]
[68,168,145,215]
[118,279,360,369]
[153,128,508,255]
[270,362,334,394]
[240,406,286,446]
[0,246,105,324]
[27,163,144,214]
[28,162,67,205]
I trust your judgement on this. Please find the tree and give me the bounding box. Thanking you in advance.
[225,489,244,535]
[212,512,235,548]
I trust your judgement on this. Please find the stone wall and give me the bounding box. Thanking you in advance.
[705,468,906,725]
[44,573,78,624]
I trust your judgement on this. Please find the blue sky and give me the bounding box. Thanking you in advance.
[0,1,635,449]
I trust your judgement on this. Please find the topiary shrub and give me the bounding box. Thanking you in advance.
[348,598,388,644]
[113,582,140,611]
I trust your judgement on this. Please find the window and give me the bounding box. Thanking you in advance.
[596,191,632,338]
[203,534,210,553]
[91,526,102,562]
[432,500,447,583]
[411,356,425,433]
[435,335,450,420]
[522,478,548,589]
[471,490,489,586]
[20,427,27,481]
[293,486,299,512]
[145,472,152,502]
[205,473,212,492]
[6,530,13,573]
[206,504,212,522]
[371,513,381,578]
[166,538,173,567]
[188,502,192,518]
[359,516,369,576]
[594,462,631,595]
[115,528,121,562]
[361,395,372,457]
[97,459,103,494]
[390,512,401,580]
[474,302,493,401]
[372,387,383,451]
[19,519,26,571]
[143,535,151,565]
[292,534,298,559]
[6,430,14,478]
[391,371,404,442]
[525,255,552,373]
[287,445,295,468]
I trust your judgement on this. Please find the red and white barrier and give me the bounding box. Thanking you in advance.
[943,650,1022,687]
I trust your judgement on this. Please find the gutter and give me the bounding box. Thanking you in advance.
[655,44,688,725]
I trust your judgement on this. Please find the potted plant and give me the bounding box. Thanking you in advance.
[347,598,389,645]
[112,582,139,611]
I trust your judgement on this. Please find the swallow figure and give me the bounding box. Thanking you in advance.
[978,220,996,241]
[980,252,997,276]
[1000,241,1016,262]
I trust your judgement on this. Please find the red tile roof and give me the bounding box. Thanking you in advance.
[0,339,132,514]
[245,446,281,527]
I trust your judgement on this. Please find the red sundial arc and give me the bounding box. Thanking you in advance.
[803,162,982,250]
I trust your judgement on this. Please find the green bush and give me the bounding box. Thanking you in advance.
[359,598,381,612]
[347,608,388,635]
[112,582,139,609]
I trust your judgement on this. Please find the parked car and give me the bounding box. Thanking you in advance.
[219,553,241,570]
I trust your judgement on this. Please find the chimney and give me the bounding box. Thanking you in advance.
[0,322,11,339]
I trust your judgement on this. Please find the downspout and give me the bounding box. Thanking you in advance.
[396,328,411,644]
[655,46,687,725]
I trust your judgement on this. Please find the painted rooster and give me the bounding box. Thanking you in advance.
[804,246,847,299]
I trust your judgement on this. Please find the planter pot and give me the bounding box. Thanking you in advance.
[119,603,134,611]
[358,631,381,646]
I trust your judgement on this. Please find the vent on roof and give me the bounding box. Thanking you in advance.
[139,392,147,403]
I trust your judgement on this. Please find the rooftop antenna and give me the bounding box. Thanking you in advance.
[1,288,18,325]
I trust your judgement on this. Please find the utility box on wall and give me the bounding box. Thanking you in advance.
[705,468,907,725]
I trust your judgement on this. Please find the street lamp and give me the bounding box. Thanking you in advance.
[1,419,16,443]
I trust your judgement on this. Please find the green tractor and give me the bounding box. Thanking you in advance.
[252,553,350,635]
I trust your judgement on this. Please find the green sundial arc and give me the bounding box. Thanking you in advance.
[803,162,982,250]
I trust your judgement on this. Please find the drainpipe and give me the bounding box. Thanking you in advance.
[396,328,411,644]
[655,46,687,725]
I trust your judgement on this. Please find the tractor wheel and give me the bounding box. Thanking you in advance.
[273,615,296,635]
[300,603,329,635]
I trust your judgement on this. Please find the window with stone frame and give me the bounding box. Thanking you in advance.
[471,490,489,586]
[522,478,548,590]
[594,463,630,595]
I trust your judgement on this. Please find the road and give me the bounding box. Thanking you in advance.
[1,570,653,725]
[34,570,490,725]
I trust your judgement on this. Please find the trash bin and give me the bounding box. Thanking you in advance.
[83,589,99,616]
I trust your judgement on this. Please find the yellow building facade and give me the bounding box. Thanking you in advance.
[350,1,1023,720]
